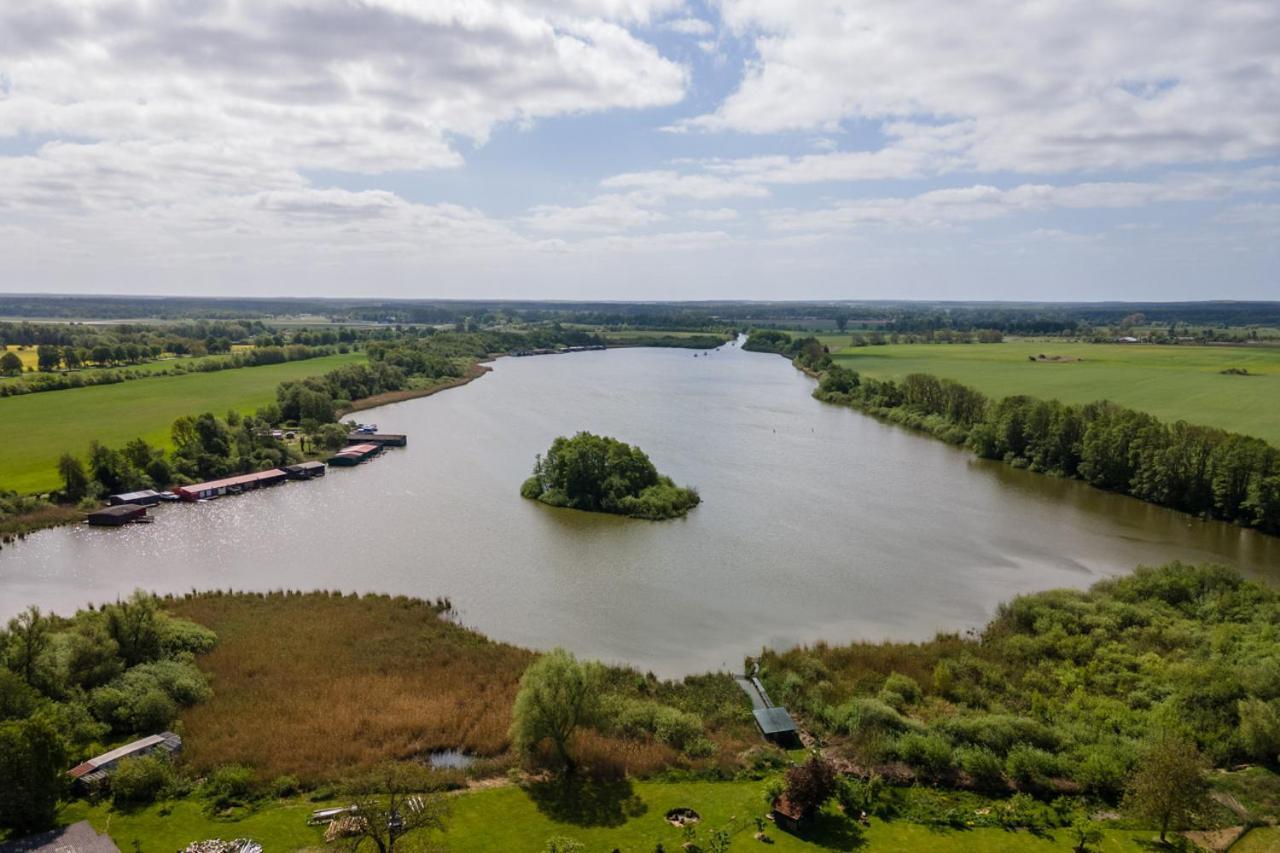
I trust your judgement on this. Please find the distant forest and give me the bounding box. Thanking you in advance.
[2,295,1278,334]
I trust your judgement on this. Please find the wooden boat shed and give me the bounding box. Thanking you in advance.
[87,504,147,526]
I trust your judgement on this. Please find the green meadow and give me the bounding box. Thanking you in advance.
[62,779,1161,853]
[825,340,1280,443]
[0,352,363,494]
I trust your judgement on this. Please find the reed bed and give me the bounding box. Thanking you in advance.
[166,590,532,782]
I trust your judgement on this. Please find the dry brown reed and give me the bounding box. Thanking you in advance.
[167,591,533,782]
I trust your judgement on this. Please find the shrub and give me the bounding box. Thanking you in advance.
[270,774,302,798]
[878,672,922,709]
[895,732,955,777]
[1005,744,1060,789]
[201,764,258,810]
[131,689,177,731]
[111,754,173,808]
[838,697,914,736]
[956,746,1006,791]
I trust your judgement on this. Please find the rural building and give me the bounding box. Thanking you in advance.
[0,820,120,853]
[87,504,147,526]
[345,432,407,447]
[107,489,165,507]
[327,443,380,466]
[753,706,800,747]
[770,793,805,833]
[284,461,327,479]
[67,732,182,789]
[173,468,288,501]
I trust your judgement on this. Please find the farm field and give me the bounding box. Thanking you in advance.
[825,340,1280,443]
[61,780,1159,853]
[0,351,363,493]
[0,347,265,386]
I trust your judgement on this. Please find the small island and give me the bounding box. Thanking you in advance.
[521,431,701,520]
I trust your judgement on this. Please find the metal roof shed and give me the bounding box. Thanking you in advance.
[753,706,798,737]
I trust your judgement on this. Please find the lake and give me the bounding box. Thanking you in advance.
[3,341,1277,676]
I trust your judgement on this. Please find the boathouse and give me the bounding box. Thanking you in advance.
[87,504,147,526]
[284,460,327,479]
[68,732,182,789]
[754,706,800,747]
[328,443,380,466]
[107,489,165,507]
[345,432,407,447]
[173,468,288,501]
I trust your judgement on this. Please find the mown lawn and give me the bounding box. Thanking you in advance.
[63,779,1156,852]
[0,352,363,493]
[825,340,1280,443]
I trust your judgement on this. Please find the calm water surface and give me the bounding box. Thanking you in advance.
[2,342,1277,676]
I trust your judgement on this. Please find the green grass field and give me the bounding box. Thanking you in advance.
[0,352,363,493]
[823,340,1280,444]
[62,779,1157,853]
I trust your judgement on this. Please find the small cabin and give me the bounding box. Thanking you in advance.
[753,706,800,748]
[87,504,147,526]
[284,461,327,480]
[771,793,805,833]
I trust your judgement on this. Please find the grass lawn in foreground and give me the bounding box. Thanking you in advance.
[64,779,1155,852]
[0,352,363,493]
[825,340,1280,443]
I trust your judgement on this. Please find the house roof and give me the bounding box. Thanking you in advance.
[753,706,798,735]
[0,821,120,853]
[178,469,286,493]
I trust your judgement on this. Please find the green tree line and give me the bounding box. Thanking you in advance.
[816,365,1280,534]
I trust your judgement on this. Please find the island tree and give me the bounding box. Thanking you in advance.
[520,432,699,520]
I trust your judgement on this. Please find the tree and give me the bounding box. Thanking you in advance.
[834,314,850,332]
[36,344,61,372]
[58,452,91,501]
[1124,734,1208,844]
[0,716,68,833]
[510,648,603,772]
[0,351,21,375]
[337,763,448,853]
[783,753,838,816]
[4,606,51,687]
[1069,813,1104,853]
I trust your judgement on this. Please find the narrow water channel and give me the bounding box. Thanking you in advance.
[2,343,1276,676]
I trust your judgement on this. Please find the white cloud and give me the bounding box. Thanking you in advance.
[690,0,1280,174]
[664,17,715,35]
[767,167,1280,232]
[524,195,667,232]
[600,169,770,200]
[685,207,740,221]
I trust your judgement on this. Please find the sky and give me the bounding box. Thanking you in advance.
[0,0,1277,301]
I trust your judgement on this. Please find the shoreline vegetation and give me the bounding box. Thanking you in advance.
[5,562,1280,847]
[521,432,701,520]
[745,329,1280,536]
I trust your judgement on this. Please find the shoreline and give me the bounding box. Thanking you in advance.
[2,359,497,542]
[336,360,492,416]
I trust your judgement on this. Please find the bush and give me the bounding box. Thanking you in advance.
[201,764,258,810]
[837,697,914,736]
[270,774,302,798]
[895,732,955,777]
[878,672,921,709]
[111,754,173,808]
[1005,744,1060,789]
[956,746,1006,791]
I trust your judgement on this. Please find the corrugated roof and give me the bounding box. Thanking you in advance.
[110,490,160,502]
[178,469,286,493]
[753,706,797,735]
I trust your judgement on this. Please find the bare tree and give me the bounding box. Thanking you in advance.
[332,763,448,853]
